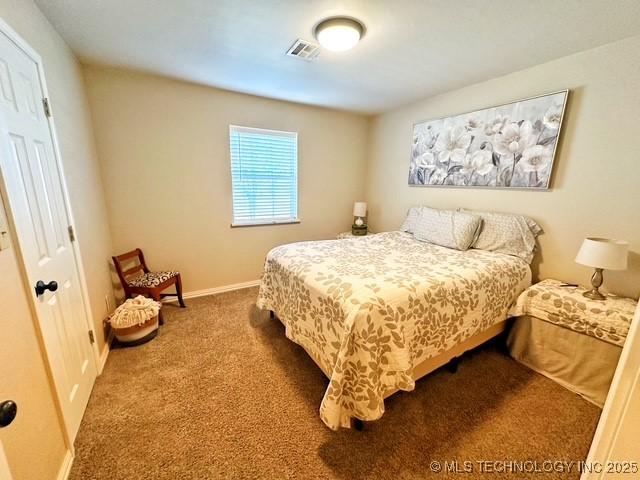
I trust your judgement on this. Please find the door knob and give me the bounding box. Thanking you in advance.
[0,400,17,427]
[35,280,58,296]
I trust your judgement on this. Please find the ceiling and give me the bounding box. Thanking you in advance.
[36,0,640,114]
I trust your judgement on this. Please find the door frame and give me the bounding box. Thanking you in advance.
[0,17,100,446]
[582,301,640,479]
[0,438,12,480]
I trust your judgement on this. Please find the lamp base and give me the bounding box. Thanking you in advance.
[583,268,606,301]
[351,224,368,236]
[583,289,606,301]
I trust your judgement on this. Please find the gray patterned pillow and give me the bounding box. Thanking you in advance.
[460,209,542,263]
[413,207,483,251]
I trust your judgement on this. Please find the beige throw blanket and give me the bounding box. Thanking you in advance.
[109,295,161,328]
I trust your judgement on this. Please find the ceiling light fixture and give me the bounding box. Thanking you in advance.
[314,17,365,52]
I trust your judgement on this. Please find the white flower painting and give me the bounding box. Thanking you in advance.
[409,91,567,189]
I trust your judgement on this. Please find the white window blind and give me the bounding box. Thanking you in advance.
[229,125,298,226]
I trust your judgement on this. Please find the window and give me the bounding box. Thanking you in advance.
[229,125,298,226]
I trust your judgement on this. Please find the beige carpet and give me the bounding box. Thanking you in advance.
[70,287,600,479]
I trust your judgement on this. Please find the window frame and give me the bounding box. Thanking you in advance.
[228,125,300,228]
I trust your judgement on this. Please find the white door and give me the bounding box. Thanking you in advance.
[0,27,97,441]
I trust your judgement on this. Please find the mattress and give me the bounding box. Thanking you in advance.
[256,231,531,429]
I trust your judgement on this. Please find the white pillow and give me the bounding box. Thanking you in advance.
[460,209,542,263]
[399,206,422,233]
[413,207,483,251]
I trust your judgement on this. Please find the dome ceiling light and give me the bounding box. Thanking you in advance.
[313,17,365,52]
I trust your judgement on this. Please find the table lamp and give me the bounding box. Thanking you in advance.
[575,237,628,300]
[352,202,368,236]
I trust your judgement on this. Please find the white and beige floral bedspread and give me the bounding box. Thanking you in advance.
[256,231,531,429]
[509,279,636,347]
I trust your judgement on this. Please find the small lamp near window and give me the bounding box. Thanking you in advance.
[352,202,368,236]
[575,237,628,300]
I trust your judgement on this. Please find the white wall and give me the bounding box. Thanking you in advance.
[83,65,369,294]
[366,35,640,299]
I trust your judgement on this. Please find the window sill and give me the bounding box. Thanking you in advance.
[230,219,301,228]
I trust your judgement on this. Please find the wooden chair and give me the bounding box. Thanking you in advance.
[112,249,185,325]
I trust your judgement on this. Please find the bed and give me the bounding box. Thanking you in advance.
[256,230,531,430]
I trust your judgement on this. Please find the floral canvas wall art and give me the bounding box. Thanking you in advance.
[409,90,568,189]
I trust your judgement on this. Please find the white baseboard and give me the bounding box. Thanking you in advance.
[162,279,261,303]
[56,449,73,480]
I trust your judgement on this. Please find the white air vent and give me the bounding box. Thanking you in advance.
[286,39,320,61]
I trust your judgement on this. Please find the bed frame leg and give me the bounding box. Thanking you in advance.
[353,418,364,431]
[447,356,459,373]
[269,310,274,320]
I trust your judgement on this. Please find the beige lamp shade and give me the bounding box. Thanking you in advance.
[575,238,628,270]
[353,202,367,217]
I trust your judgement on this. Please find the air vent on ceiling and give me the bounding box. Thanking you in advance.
[286,39,320,61]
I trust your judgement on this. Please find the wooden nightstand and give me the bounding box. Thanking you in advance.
[337,231,372,239]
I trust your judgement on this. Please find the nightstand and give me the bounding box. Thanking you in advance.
[337,231,372,239]
[507,278,636,406]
